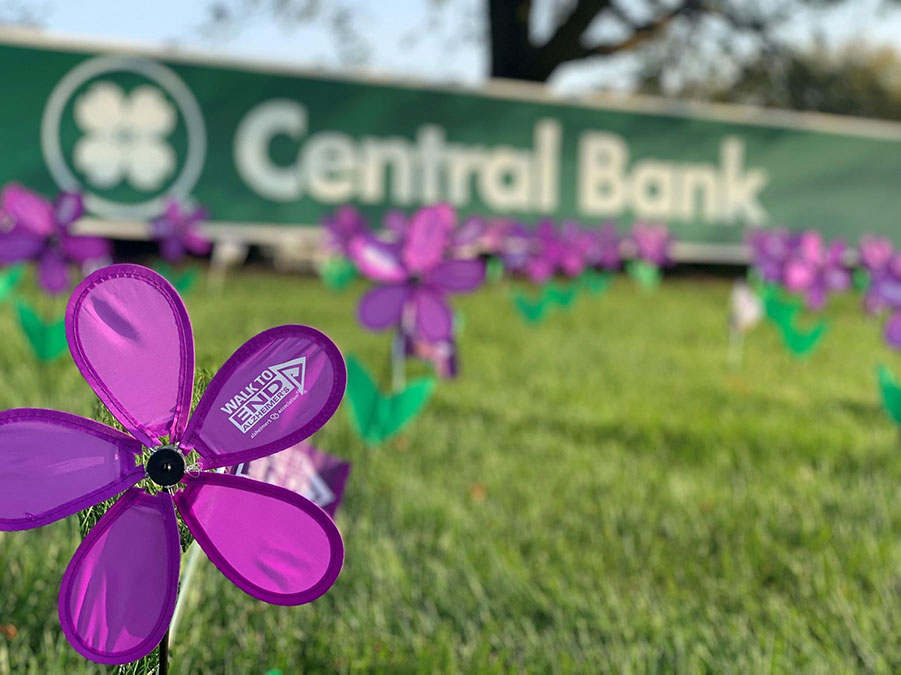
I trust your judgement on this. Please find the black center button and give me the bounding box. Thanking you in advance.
[146,446,186,487]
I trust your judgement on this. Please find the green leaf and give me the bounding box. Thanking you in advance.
[544,281,578,308]
[345,355,435,444]
[15,299,68,362]
[319,257,357,291]
[781,319,828,357]
[877,365,901,426]
[154,262,199,295]
[486,256,505,283]
[0,264,24,302]
[578,270,612,295]
[512,290,549,324]
[627,260,661,291]
[761,284,801,330]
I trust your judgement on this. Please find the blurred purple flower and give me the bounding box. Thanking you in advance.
[499,222,532,274]
[558,221,590,278]
[0,182,110,295]
[866,254,901,314]
[323,205,368,257]
[585,222,621,270]
[629,222,672,266]
[352,204,485,343]
[782,231,850,310]
[748,228,793,283]
[151,200,212,263]
[859,235,893,274]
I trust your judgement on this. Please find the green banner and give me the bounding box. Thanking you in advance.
[1,32,900,254]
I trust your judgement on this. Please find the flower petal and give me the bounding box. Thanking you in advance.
[54,192,85,228]
[0,409,143,531]
[402,204,453,274]
[59,489,180,665]
[0,230,44,262]
[358,283,409,331]
[66,264,195,446]
[38,248,70,295]
[349,234,407,283]
[1,182,54,236]
[885,313,901,349]
[425,260,485,293]
[62,235,112,264]
[182,325,345,470]
[412,287,453,341]
[175,472,343,605]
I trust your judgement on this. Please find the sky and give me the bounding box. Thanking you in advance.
[6,0,901,95]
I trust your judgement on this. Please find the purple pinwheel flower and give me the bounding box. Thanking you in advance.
[0,264,346,665]
[499,221,532,274]
[557,221,591,278]
[747,227,794,283]
[150,200,213,263]
[585,222,621,270]
[628,222,672,266]
[450,216,488,259]
[0,183,110,295]
[859,235,893,274]
[782,231,850,310]
[352,204,485,343]
[866,253,901,348]
[522,219,562,284]
[323,205,368,257]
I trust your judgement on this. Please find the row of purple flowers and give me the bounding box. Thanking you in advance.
[748,229,901,348]
[0,183,210,296]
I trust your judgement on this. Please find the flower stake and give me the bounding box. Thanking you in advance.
[0,264,346,667]
[727,281,763,369]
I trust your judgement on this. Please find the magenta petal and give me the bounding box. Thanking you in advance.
[59,490,180,665]
[1,182,54,237]
[182,325,346,470]
[349,234,407,283]
[402,204,453,274]
[425,259,485,293]
[39,248,70,294]
[0,409,143,531]
[184,228,213,256]
[66,265,195,446]
[62,235,111,263]
[358,284,409,331]
[413,287,453,341]
[175,472,343,605]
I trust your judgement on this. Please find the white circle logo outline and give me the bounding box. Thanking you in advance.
[41,55,207,220]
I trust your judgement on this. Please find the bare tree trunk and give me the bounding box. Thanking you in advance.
[487,0,553,81]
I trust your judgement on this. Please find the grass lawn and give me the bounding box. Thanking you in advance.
[0,267,899,673]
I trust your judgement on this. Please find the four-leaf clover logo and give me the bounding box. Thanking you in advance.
[73,81,177,191]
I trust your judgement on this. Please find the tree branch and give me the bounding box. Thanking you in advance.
[568,0,701,60]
